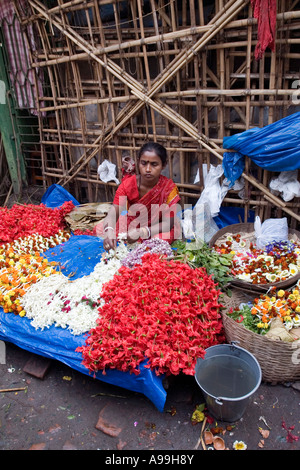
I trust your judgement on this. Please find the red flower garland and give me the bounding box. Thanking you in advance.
[77,253,225,377]
[0,202,74,243]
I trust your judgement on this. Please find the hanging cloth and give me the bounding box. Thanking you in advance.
[251,0,277,60]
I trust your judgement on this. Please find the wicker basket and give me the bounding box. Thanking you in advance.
[221,289,300,384]
[210,223,300,293]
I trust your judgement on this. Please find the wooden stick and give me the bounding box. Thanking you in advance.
[0,387,27,393]
[194,417,207,450]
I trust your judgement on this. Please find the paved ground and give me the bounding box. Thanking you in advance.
[0,341,299,453]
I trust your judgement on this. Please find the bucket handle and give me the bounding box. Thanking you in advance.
[215,398,223,406]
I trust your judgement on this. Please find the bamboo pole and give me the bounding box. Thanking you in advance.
[29,11,300,69]
[38,87,299,113]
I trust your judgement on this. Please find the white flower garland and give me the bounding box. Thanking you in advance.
[22,241,129,335]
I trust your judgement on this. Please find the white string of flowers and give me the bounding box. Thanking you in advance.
[22,241,129,335]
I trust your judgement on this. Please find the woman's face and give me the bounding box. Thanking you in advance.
[138,150,165,185]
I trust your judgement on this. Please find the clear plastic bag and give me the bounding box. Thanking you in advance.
[179,203,219,243]
[254,216,288,249]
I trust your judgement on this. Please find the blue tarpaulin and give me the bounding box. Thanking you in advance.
[213,206,255,229]
[223,112,300,183]
[0,235,167,411]
[41,184,80,208]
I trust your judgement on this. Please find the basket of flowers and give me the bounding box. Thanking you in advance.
[210,223,300,293]
[221,286,300,383]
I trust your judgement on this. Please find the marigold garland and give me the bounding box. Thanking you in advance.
[76,253,225,377]
[250,284,300,331]
[0,231,70,315]
[228,281,300,334]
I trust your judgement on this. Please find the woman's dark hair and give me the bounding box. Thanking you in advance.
[138,142,167,165]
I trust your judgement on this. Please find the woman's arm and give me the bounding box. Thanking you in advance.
[103,204,120,250]
[126,217,175,243]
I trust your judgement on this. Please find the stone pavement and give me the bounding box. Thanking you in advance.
[0,341,300,452]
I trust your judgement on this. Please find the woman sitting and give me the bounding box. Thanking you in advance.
[101,141,181,251]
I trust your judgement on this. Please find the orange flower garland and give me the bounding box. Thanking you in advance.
[0,231,70,316]
[251,285,300,331]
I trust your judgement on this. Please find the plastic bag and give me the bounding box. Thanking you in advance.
[197,164,227,217]
[269,170,300,202]
[254,216,288,249]
[98,160,120,184]
[179,203,219,243]
[178,208,194,240]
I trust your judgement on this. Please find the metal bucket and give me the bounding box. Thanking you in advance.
[195,343,262,422]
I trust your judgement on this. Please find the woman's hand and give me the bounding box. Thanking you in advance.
[126,227,150,244]
[126,228,141,244]
[103,227,117,251]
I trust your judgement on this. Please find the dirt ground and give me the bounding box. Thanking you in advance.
[0,341,299,453]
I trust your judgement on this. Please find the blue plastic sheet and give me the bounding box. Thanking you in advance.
[213,206,255,229]
[223,112,300,181]
[222,152,245,188]
[41,184,80,208]
[0,235,167,412]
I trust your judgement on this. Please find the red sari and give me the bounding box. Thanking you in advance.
[114,174,180,243]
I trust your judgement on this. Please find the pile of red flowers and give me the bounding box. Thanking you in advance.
[77,253,225,377]
[0,201,74,243]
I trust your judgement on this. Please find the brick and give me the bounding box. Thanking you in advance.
[23,355,52,379]
[29,443,46,450]
[95,413,122,437]
[95,404,122,437]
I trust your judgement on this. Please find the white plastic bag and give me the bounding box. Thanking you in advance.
[97,160,120,184]
[254,216,288,249]
[269,170,300,202]
[179,203,219,243]
[197,164,226,217]
[178,208,194,240]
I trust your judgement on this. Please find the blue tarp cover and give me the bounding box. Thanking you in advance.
[223,112,300,182]
[41,183,80,208]
[214,206,255,229]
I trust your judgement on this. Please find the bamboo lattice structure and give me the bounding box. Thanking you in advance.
[12,0,300,225]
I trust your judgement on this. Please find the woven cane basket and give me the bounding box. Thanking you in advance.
[221,289,300,384]
[210,223,300,294]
